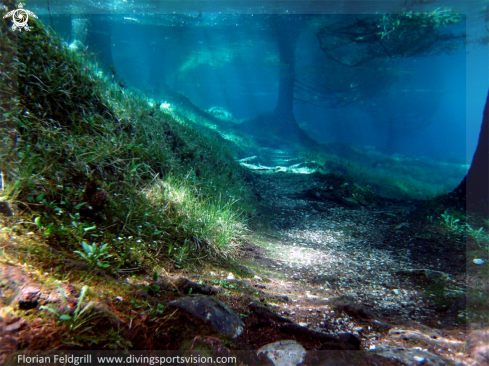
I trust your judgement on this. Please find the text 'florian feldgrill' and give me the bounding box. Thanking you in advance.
[17,354,92,365]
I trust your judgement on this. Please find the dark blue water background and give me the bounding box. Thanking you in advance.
[30,0,489,165]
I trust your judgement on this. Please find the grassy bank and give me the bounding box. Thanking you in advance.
[0,15,252,273]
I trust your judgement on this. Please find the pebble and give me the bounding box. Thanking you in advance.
[253,275,262,281]
[226,272,235,280]
[210,271,217,276]
[473,258,485,265]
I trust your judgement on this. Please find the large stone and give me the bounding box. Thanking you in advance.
[372,345,459,366]
[168,295,244,338]
[257,340,306,366]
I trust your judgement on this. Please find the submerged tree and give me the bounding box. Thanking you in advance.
[243,8,463,146]
[242,15,315,146]
[453,90,489,217]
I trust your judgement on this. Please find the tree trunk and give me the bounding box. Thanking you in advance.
[453,89,489,217]
[239,16,322,148]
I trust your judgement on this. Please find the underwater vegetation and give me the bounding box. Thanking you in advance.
[0,15,251,272]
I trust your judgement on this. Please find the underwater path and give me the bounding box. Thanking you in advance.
[237,150,469,364]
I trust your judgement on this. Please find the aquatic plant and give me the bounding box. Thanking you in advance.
[40,285,101,333]
[440,210,461,231]
[73,242,112,269]
[466,223,489,256]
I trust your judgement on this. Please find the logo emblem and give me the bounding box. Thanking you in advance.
[3,3,38,32]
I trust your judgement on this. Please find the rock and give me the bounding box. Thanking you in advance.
[226,273,235,280]
[254,275,263,281]
[169,295,244,338]
[257,340,306,366]
[16,286,42,310]
[279,323,361,350]
[172,277,223,295]
[372,345,459,366]
[466,328,489,365]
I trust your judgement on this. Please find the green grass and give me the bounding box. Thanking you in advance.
[0,16,252,271]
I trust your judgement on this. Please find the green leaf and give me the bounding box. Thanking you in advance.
[73,251,87,260]
[44,223,54,237]
[59,315,72,321]
[152,270,158,282]
[57,286,70,313]
[83,225,97,232]
[81,241,93,254]
[75,202,88,210]
[74,286,89,319]
[34,217,43,229]
[40,305,61,317]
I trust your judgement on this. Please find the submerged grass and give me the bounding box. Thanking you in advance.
[0,12,255,350]
[0,15,252,272]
